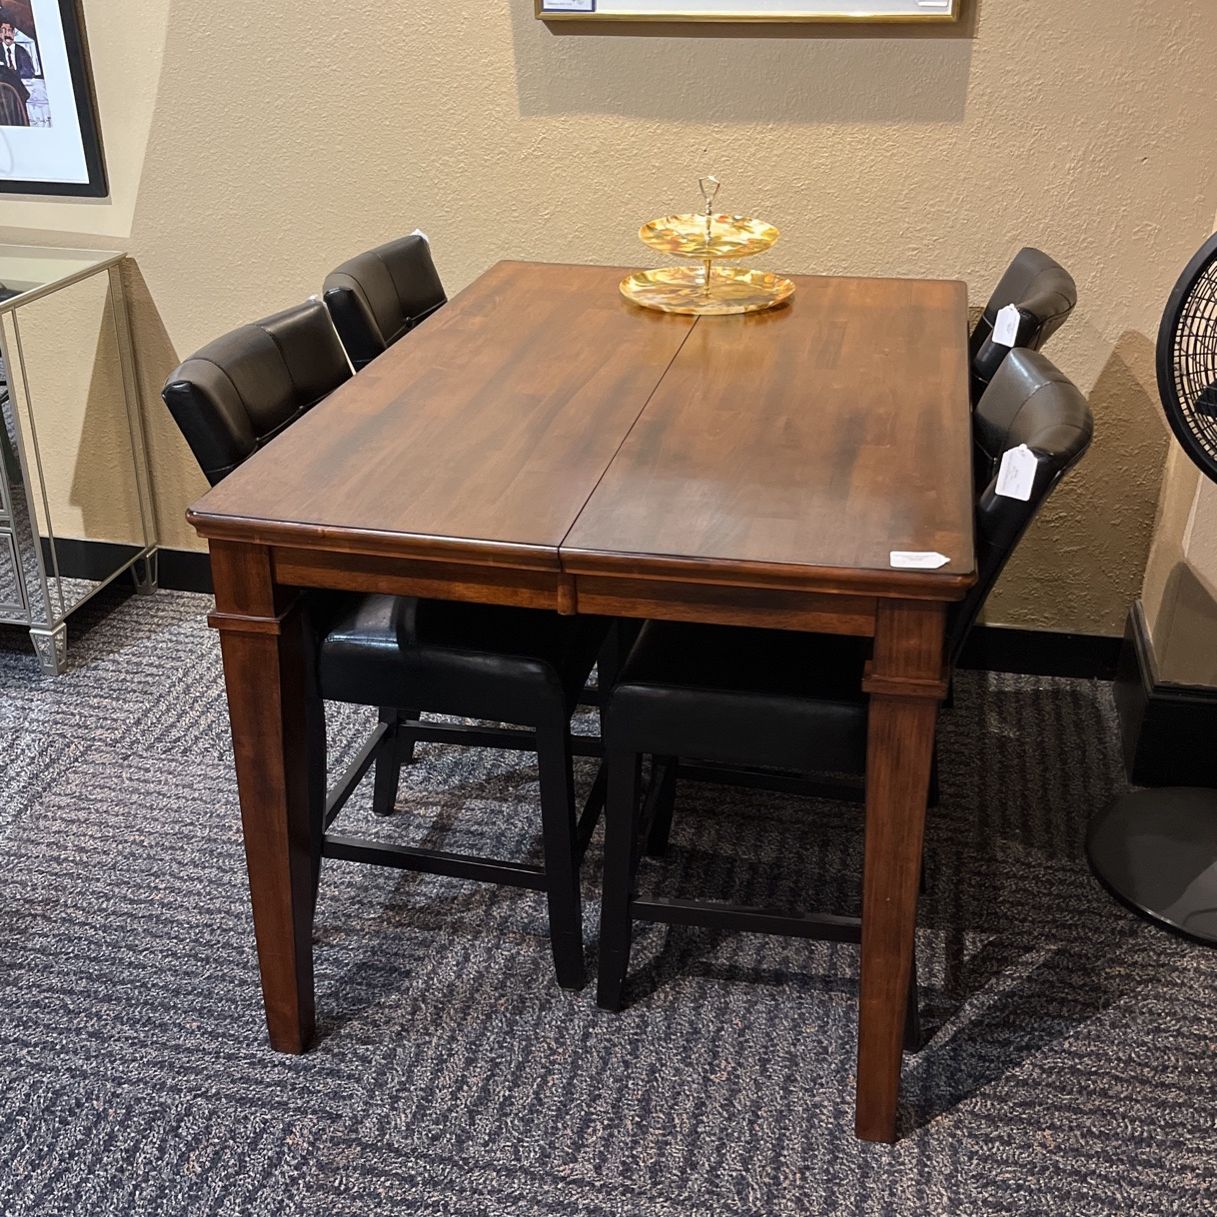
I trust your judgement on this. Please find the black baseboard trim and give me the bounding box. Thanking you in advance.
[28,538,207,595]
[157,548,214,593]
[1113,600,1217,786]
[152,545,1120,680]
[39,536,144,581]
[956,625,1121,681]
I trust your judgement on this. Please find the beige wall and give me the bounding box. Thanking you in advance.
[5,0,1217,633]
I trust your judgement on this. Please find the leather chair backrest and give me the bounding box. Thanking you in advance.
[968,247,1077,404]
[161,300,350,485]
[947,347,1093,662]
[322,234,447,371]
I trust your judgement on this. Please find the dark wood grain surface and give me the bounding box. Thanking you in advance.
[188,261,695,563]
[562,275,974,599]
[192,260,976,1143]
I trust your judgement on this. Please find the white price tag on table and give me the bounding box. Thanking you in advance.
[889,551,950,569]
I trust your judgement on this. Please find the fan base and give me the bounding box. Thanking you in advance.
[1086,787,1217,946]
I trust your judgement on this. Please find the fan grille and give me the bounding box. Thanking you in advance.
[1160,239,1217,480]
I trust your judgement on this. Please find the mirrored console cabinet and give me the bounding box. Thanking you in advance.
[0,246,158,675]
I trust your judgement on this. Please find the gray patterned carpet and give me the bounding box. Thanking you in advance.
[0,588,1214,1216]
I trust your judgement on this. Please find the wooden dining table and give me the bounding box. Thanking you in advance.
[187,259,975,1143]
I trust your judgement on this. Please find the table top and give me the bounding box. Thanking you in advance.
[563,273,975,593]
[189,260,975,599]
[190,262,695,569]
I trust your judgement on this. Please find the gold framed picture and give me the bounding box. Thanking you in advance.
[535,0,959,21]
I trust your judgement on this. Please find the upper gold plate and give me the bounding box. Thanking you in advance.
[639,213,779,261]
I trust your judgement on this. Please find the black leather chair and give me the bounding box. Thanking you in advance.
[162,300,611,990]
[596,347,1094,1015]
[969,248,1077,404]
[323,234,447,371]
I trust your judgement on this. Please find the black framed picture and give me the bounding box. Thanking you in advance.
[0,0,106,197]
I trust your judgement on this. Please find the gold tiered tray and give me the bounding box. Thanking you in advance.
[639,213,780,261]
[621,178,795,317]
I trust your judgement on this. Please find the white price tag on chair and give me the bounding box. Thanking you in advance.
[991,303,1022,347]
[890,551,950,569]
[411,227,430,244]
[996,444,1037,500]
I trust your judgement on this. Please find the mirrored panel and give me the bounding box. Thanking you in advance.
[0,245,156,672]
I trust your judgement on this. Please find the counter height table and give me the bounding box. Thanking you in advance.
[187,260,974,1143]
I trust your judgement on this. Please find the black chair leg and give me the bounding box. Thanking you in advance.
[903,949,921,1052]
[592,619,638,723]
[537,723,585,990]
[597,622,626,691]
[372,707,417,817]
[398,706,420,767]
[598,749,642,1012]
[644,755,678,857]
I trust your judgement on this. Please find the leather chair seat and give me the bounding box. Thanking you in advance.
[318,594,609,727]
[607,620,870,774]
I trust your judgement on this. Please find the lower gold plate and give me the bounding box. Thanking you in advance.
[620,266,795,316]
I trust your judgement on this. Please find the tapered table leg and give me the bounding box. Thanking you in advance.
[208,540,324,1053]
[855,600,948,1142]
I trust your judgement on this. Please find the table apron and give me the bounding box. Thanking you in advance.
[264,546,897,635]
[570,574,877,635]
[270,547,566,612]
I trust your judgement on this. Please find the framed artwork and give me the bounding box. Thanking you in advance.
[0,0,106,197]
[537,0,958,19]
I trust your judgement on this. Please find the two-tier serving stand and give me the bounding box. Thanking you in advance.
[620,177,795,316]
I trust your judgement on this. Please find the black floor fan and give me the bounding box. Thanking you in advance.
[1087,232,1217,945]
